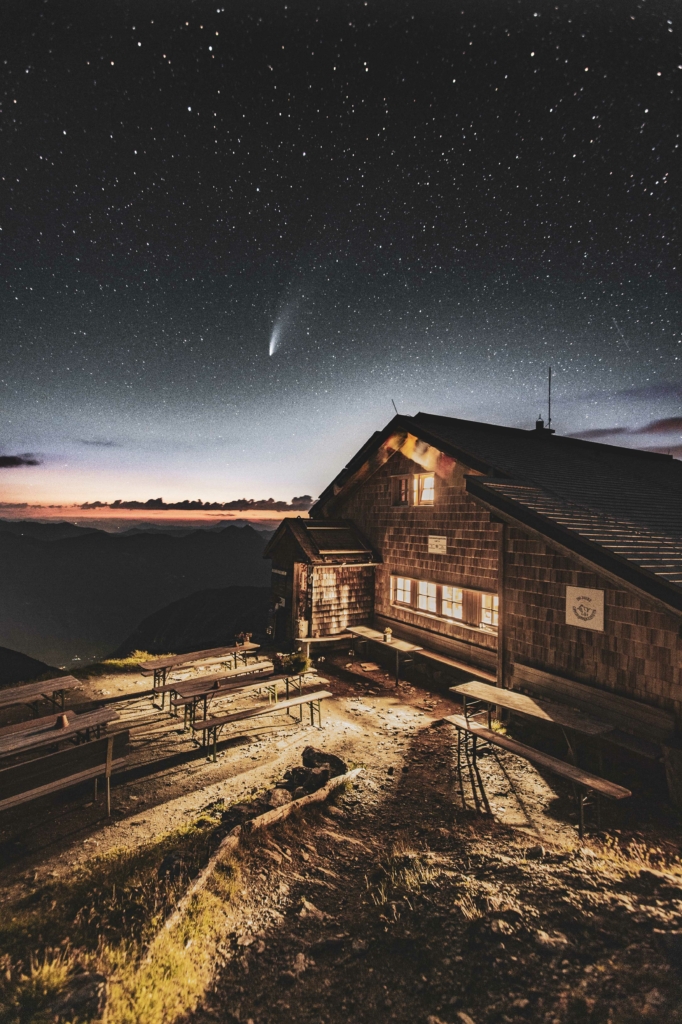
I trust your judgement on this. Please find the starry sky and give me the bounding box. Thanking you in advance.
[1,0,681,507]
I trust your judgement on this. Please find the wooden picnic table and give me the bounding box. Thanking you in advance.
[139,643,260,689]
[0,675,79,716]
[347,626,422,683]
[172,671,316,729]
[295,633,353,659]
[450,680,613,764]
[0,707,119,759]
[152,661,274,710]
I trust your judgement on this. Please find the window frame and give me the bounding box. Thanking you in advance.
[389,574,497,632]
[392,475,410,506]
[413,473,435,505]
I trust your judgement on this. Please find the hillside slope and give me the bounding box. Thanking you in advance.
[0,525,271,666]
[110,585,270,657]
[0,646,58,687]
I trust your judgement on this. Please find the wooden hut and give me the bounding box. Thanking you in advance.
[288,412,682,796]
[263,519,378,643]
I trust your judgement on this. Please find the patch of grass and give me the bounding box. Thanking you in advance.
[365,843,440,906]
[76,651,174,679]
[0,808,243,1024]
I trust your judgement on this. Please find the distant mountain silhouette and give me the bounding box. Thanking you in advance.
[0,523,271,666]
[0,645,59,687]
[0,520,101,541]
[110,586,271,657]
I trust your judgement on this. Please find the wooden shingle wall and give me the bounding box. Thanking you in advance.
[505,527,682,723]
[310,565,374,637]
[333,451,500,662]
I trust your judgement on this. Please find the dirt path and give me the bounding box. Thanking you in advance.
[188,721,682,1024]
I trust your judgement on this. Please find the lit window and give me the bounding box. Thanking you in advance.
[417,580,437,613]
[442,585,464,620]
[393,577,412,605]
[414,473,435,505]
[481,593,499,628]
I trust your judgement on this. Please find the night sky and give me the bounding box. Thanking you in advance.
[1,0,681,506]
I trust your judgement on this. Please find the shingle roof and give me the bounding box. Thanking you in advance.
[264,518,377,565]
[311,412,682,612]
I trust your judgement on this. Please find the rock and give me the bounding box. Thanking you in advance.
[352,937,369,954]
[267,788,293,808]
[325,805,344,818]
[654,928,682,963]
[302,745,348,776]
[293,952,307,974]
[534,929,569,950]
[387,766,394,776]
[427,1017,450,1024]
[525,845,545,860]
[292,786,306,799]
[52,973,107,1020]
[299,897,329,921]
[311,933,348,954]
[512,997,530,1008]
[457,1013,477,1024]
[283,765,331,794]
[279,970,297,987]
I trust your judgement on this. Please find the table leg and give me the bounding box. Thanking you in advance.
[395,650,400,684]
[213,728,217,763]
[578,790,585,840]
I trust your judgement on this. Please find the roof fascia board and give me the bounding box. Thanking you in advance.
[312,416,501,517]
[466,477,682,619]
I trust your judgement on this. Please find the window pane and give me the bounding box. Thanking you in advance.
[481,593,499,627]
[394,577,412,605]
[442,585,463,619]
[417,580,437,613]
[421,474,435,502]
[399,478,408,503]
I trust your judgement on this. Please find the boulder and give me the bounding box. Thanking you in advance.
[302,745,348,777]
[267,788,293,808]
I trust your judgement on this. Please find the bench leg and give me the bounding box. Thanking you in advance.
[213,728,217,763]
[94,777,98,801]
[106,776,111,817]
[578,789,585,840]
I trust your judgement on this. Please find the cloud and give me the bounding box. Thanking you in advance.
[569,427,629,440]
[79,439,121,447]
[0,454,41,468]
[637,417,682,435]
[569,417,682,442]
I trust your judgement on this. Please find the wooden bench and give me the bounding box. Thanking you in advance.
[0,730,129,816]
[171,672,315,729]
[0,707,119,759]
[512,663,675,757]
[0,675,80,715]
[154,663,274,711]
[443,713,631,838]
[193,689,333,761]
[419,649,497,683]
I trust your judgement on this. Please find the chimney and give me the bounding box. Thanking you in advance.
[535,418,545,431]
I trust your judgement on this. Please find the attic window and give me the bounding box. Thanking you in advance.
[414,473,435,505]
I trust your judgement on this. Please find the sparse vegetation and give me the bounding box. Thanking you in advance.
[0,807,242,1024]
[75,651,174,679]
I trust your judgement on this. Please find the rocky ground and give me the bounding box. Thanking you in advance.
[188,733,682,1024]
[0,654,681,1024]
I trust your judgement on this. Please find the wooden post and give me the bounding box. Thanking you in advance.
[105,735,113,817]
[497,521,506,690]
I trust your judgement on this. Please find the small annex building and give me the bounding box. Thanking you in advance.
[263,518,378,642]
[265,412,682,792]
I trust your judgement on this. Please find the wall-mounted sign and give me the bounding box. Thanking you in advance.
[271,568,287,576]
[428,535,447,554]
[565,586,604,631]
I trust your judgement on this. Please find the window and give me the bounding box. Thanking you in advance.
[442,585,463,620]
[414,473,435,505]
[393,476,409,506]
[393,577,412,605]
[417,580,437,613]
[481,593,499,628]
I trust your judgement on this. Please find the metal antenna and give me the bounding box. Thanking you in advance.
[547,366,552,430]
[391,399,399,416]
